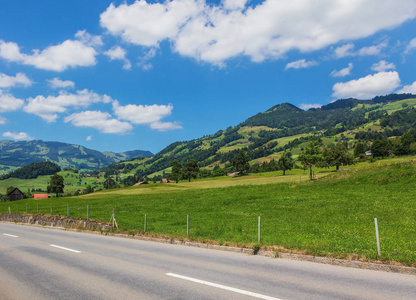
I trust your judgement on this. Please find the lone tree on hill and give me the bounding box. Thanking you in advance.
[104,178,116,189]
[182,159,199,182]
[171,160,182,183]
[47,173,64,197]
[232,150,250,175]
[323,143,354,171]
[277,152,294,175]
[298,141,323,180]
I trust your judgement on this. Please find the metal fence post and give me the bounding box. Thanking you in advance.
[37,203,39,214]
[87,205,89,220]
[144,214,147,232]
[50,203,52,215]
[375,218,381,256]
[8,206,11,214]
[258,216,261,243]
[67,204,69,217]
[187,215,189,236]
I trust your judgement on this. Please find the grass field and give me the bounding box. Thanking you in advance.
[2,158,416,266]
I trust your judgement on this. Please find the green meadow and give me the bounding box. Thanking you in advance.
[2,159,416,267]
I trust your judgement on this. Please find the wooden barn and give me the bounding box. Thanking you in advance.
[8,188,24,201]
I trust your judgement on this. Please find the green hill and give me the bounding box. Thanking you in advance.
[0,140,153,173]
[107,93,416,178]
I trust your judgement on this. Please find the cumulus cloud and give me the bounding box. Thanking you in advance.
[2,131,34,141]
[86,135,92,141]
[300,103,322,110]
[334,41,388,58]
[47,77,75,89]
[371,60,396,72]
[64,111,133,134]
[0,90,24,112]
[330,63,353,77]
[0,72,32,88]
[0,36,98,71]
[24,89,112,122]
[0,116,6,124]
[104,46,132,70]
[150,121,183,131]
[100,0,416,65]
[285,59,318,70]
[334,43,355,58]
[113,100,181,130]
[397,81,416,94]
[405,37,416,53]
[332,71,401,99]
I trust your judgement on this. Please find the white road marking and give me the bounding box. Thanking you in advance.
[50,244,81,253]
[166,273,282,300]
[3,233,18,238]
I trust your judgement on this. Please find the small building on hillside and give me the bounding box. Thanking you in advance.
[8,188,24,201]
[34,194,51,199]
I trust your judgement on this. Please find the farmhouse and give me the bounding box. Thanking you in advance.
[34,194,51,199]
[8,188,24,201]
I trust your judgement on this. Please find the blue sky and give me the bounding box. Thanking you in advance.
[0,0,416,154]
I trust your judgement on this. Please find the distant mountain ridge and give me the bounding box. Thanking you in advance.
[0,140,153,173]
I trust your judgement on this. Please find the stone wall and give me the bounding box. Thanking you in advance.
[0,213,112,231]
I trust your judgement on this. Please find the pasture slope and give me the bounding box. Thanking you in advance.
[2,156,416,267]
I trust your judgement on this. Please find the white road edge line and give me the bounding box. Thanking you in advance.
[3,233,18,238]
[50,244,81,253]
[166,273,282,300]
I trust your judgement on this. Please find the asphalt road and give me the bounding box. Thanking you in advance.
[0,222,415,300]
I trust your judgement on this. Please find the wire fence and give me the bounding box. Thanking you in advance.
[1,202,415,265]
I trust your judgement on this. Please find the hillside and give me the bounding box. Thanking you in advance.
[107,93,416,178]
[0,140,153,173]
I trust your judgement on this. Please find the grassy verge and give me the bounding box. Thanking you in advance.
[2,160,416,267]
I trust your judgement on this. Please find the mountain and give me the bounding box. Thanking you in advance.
[0,140,153,173]
[109,93,416,178]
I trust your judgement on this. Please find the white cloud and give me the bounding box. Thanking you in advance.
[300,103,322,110]
[2,131,34,141]
[150,121,183,131]
[86,135,92,141]
[0,38,97,71]
[397,81,416,94]
[223,0,248,11]
[113,100,170,123]
[357,41,388,56]
[100,0,416,65]
[47,77,75,89]
[24,89,112,122]
[285,59,318,70]
[112,100,182,130]
[0,90,24,112]
[137,48,157,70]
[405,37,416,53]
[330,63,353,77]
[371,60,396,72]
[104,46,132,70]
[74,30,103,47]
[0,116,6,125]
[334,41,388,58]
[64,111,133,134]
[332,71,401,99]
[0,72,32,88]
[334,43,355,58]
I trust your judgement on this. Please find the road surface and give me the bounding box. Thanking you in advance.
[0,222,415,299]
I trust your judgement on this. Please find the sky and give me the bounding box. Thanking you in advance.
[0,0,416,154]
